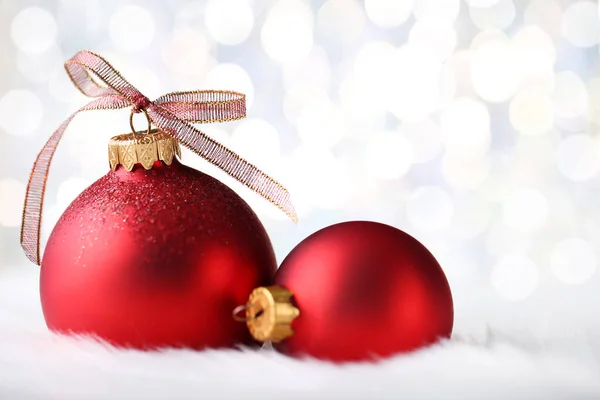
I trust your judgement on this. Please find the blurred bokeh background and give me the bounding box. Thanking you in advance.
[1,0,600,341]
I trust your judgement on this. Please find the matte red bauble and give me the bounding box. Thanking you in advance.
[243,221,453,362]
[41,131,276,349]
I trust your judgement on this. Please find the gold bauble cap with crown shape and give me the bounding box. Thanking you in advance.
[107,128,181,171]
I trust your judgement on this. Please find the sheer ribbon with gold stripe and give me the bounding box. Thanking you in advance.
[20,50,297,265]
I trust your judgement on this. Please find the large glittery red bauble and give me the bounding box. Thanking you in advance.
[41,158,276,349]
[273,221,453,362]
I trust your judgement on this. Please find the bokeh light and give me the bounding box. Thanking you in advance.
[524,0,562,39]
[485,221,527,257]
[317,0,365,43]
[364,0,413,28]
[17,50,64,86]
[442,155,490,190]
[283,46,331,90]
[340,40,395,121]
[470,28,509,50]
[471,37,519,103]
[465,0,501,7]
[440,97,491,160]
[550,237,597,285]
[469,0,516,30]
[297,96,345,148]
[230,119,280,172]
[552,71,589,130]
[412,0,460,23]
[588,78,600,124]
[561,1,600,48]
[353,41,396,94]
[339,72,385,128]
[406,186,454,233]
[261,0,314,64]
[109,5,156,52]
[0,89,43,136]
[364,132,413,180]
[205,0,254,46]
[386,44,442,120]
[0,179,26,228]
[283,83,330,124]
[397,119,442,164]
[502,188,549,233]
[452,197,490,239]
[447,51,477,98]
[408,17,457,61]
[286,145,351,212]
[509,89,554,136]
[10,7,57,55]
[512,26,556,94]
[162,28,213,78]
[556,134,600,182]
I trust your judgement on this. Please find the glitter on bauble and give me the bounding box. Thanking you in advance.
[40,130,277,349]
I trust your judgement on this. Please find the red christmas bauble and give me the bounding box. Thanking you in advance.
[41,157,276,349]
[271,221,453,362]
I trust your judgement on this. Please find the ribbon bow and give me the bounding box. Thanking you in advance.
[20,50,297,265]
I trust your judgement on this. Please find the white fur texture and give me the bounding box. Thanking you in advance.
[1,265,599,400]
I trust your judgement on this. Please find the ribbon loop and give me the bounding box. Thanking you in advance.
[153,91,246,123]
[20,51,297,266]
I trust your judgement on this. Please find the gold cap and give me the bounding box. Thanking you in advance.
[245,286,300,343]
[108,129,181,171]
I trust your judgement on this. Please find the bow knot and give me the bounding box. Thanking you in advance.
[20,50,297,265]
[132,93,151,113]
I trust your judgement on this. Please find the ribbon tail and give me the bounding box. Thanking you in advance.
[146,104,298,222]
[20,95,130,265]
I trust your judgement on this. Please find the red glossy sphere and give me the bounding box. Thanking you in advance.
[41,159,276,349]
[274,221,453,362]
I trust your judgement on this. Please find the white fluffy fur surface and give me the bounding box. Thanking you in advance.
[1,265,600,400]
